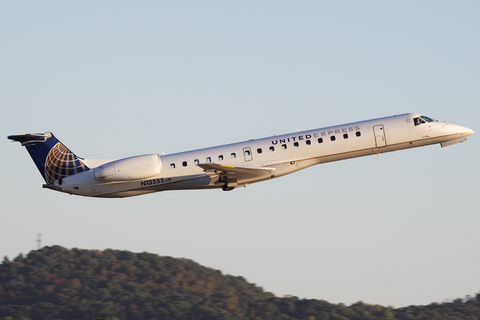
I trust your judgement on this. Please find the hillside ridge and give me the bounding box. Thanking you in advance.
[1,246,479,320]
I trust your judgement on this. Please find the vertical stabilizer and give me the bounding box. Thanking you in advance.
[8,132,90,183]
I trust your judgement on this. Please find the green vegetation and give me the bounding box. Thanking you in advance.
[1,246,479,320]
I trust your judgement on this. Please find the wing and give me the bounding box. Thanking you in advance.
[197,163,275,190]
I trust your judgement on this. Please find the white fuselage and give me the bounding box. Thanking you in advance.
[52,113,474,198]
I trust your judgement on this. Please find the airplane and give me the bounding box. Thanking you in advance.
[8,113,474,198]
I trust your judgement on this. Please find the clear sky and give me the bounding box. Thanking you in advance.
[1,1,479,308]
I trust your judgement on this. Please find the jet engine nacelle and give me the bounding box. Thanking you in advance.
[93,154,162,182]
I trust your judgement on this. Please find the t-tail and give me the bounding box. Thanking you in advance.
[8,132,90,184]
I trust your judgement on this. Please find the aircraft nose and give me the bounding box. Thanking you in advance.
[459,125,475,137]
[445,123,474,136]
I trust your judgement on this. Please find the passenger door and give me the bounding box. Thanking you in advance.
[373,125,387,148]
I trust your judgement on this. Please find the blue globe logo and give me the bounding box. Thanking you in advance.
[44,142,89,183]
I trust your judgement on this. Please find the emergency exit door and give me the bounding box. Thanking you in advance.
[243,147,253,161]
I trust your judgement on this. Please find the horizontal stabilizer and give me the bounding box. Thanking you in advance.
[8,133,50,145]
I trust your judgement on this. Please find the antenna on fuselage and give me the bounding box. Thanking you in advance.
[295,128,300,132]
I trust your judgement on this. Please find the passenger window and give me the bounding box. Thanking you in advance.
[257,148,262,154]
[318,138,323,143]
[170,163,175,169]
[182,161,187,167]
[231,153,236,158]
[356,132,361,137]
[218,155,223,161]
[294,142,299,147]
[269,146,275,152]
[194,159,199,165]
[331,136,336,141]
[245,150,251,156]
[282,144,287,149]
[306,140,311,145]
[343,134,348,139]
[206,157,211,163]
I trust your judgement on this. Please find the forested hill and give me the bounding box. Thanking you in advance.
[1,246,479,320]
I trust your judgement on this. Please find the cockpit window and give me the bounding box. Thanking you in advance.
[414,117,424,126]
[414,115,435,126]
[421,116,434,122]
